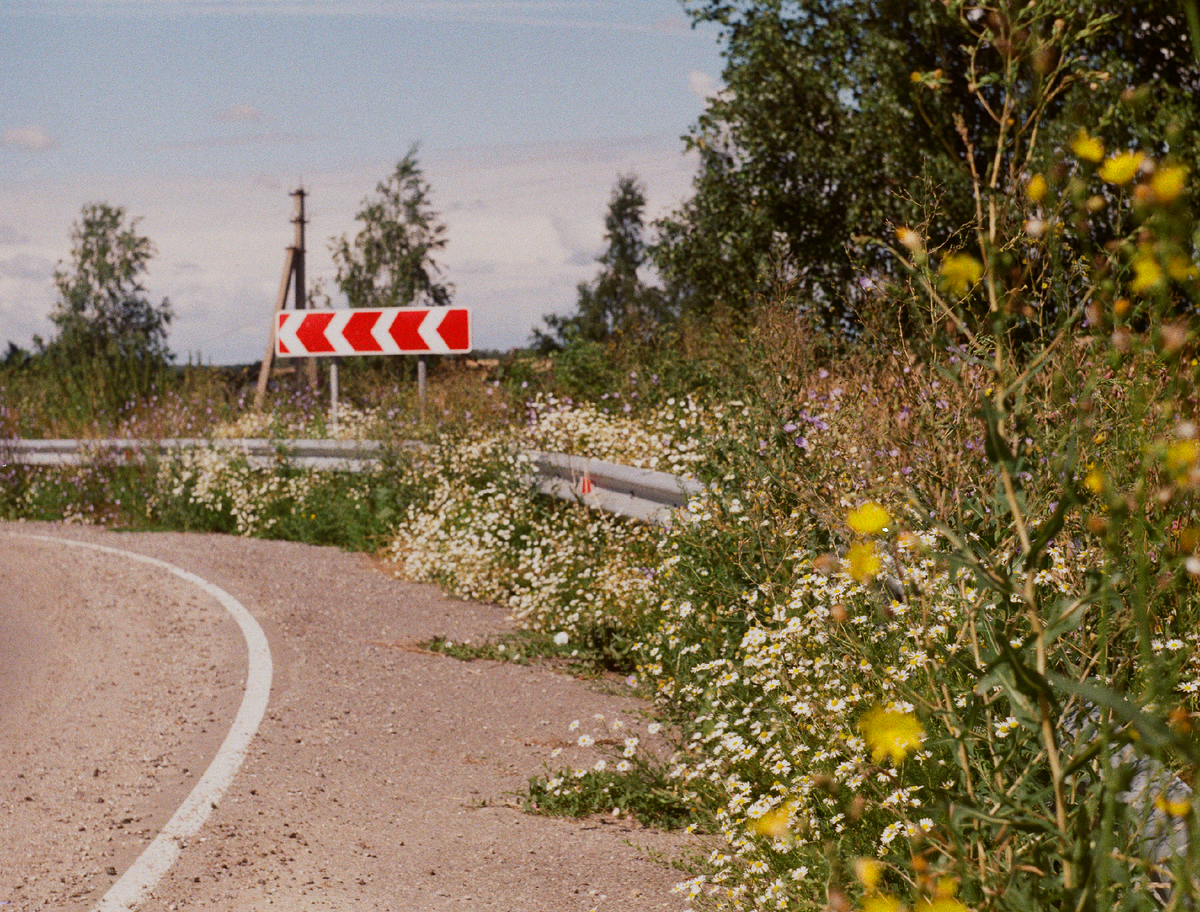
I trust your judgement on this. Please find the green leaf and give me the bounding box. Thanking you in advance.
[1045,673,1180,756]
[977,622,1057,724]
[1039,594,1091,647]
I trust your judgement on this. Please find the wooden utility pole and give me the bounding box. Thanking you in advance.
[255,187,316,409]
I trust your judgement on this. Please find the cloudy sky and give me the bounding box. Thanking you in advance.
[0,0,724,363]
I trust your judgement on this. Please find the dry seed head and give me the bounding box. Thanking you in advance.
[1178,525,1199,552]
[814,552,842,575]
[1159,320,1189,354]
[1033,44,1057,75]
[827,887,851,912]
[1169,708,1193,735]
[896,227,923,252]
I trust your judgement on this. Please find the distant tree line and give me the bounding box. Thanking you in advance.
[11,0,1199,395]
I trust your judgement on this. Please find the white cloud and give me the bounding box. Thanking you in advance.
[2,124,58,153]
[0,253,56,283]
[648,16,691,36]
[156,132,314,151]
[216,103,266,122]
[0,224,32,246]
[687,70,718,101]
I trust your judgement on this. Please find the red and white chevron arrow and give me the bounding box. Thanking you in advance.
[276,307,472,357]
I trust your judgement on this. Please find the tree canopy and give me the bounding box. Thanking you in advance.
[48,202,172,363]
[332,145,453,309]
[537,174,665,350]
[652,0,1200,328]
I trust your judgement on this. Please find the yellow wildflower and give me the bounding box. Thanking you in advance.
[1151,164,1188,203]
[933,877,960,900]
[1072,130,1105,163]
[862,894,905,912]
[860,705,924,764]
[939,253,984,297]
[1026,173,1048,202]
[1165,440,1199,479]
[1168,255,1199,282]
[847,502,892,536]
[1098,150,1146,185]
[915,900,971,912]
[1084,466,1106,496]
[1130,254,1164,294]
[854,858,884,892]
[847,541,882,583]
[752,802,795,839]
[1153,794,1192,817]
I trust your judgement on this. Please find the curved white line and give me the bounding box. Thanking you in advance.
[6,532,273,911]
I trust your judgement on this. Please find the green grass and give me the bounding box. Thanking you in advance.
[522,759,706,833]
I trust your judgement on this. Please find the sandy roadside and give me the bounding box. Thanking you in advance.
[0,522,699,912]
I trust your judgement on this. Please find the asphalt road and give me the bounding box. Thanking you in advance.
[0,523,695,912]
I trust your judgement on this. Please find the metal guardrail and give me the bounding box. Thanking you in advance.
[529,450,704,524]
[3,438,702,523]
[5,437,384,470]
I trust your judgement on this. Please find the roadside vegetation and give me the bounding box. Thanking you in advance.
[4,1,1200,909]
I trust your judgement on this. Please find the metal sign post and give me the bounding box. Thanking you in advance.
[329,357,340,433]
[259,191,472,419]
[417,354,426,422]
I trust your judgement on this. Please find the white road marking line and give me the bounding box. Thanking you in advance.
[6,533,273,912]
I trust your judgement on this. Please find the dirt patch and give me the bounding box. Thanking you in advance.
[0,523,697,911]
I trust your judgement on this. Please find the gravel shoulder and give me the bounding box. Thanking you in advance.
[0,522,697,912]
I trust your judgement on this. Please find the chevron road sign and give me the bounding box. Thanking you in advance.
[276,307,472,357]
